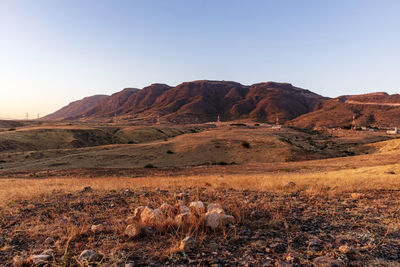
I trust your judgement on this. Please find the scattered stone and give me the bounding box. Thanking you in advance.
[189,201,205,214]
[176,200,191,214]
[179,236,195,251]
[125,224,141,238]
[78,249,99,262]
[30,254,51,265]
[350,193,365,199]
[338,245,351,254]
[207,203,224,213]
[312,256,344,267]
[91,224,104,233]
[125,263,135,267]
[140,207,164,225]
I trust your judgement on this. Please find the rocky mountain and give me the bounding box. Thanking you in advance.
[289,92,400,129]
[42,95,108,120]
[44,80,327,123]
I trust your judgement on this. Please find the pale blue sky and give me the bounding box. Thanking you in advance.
[1,0,399,119]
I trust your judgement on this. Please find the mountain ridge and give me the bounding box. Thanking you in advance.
[43,80,327,123]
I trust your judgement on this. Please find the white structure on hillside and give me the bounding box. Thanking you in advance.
[387,127,400,134]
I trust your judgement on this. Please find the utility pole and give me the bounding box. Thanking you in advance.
[351,114,356,130]
[114,112,118,124]
[156,114,161,125]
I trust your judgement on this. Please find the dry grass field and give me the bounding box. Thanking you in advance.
[1,122,400,266]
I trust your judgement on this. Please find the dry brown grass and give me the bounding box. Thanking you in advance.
[2,162,400,207]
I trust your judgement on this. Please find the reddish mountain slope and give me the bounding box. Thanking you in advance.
[82,88,140,118]
[289,92,400,129]
[45,80,327,123]
[42,95,108,120]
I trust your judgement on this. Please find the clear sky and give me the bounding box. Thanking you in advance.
[1,0,399,119]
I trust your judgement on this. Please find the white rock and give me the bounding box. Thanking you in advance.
[125,224,141,238]
[140,207,164,226]
[78,249,99,262]
[189,201,205,214]
[338,245,351,254]
[31,254,51,265]
[207,203,224,214]
[179,236,195,251]
[91,224,104,233]
[350,193,365,199]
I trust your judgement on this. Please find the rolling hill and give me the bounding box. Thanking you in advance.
[43,80,327,123]
[289,92,400,129]
[42,94,108,120]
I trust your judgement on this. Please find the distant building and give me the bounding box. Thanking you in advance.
[387,127,400,134]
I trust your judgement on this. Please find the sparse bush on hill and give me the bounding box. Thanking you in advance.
[241,141,250,148]
[144,164,156,168]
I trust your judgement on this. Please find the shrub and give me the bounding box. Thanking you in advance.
[8,128,16,131]
[166,150,174,154]
[144,164,156,168]
[241,141,250,149]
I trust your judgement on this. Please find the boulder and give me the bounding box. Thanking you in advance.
[207,203,224,214]
[204,211,220,230]
[140,207,164,226]
[189,201,205,214]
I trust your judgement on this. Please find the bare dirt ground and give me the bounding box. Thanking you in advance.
[1,121,400,266]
